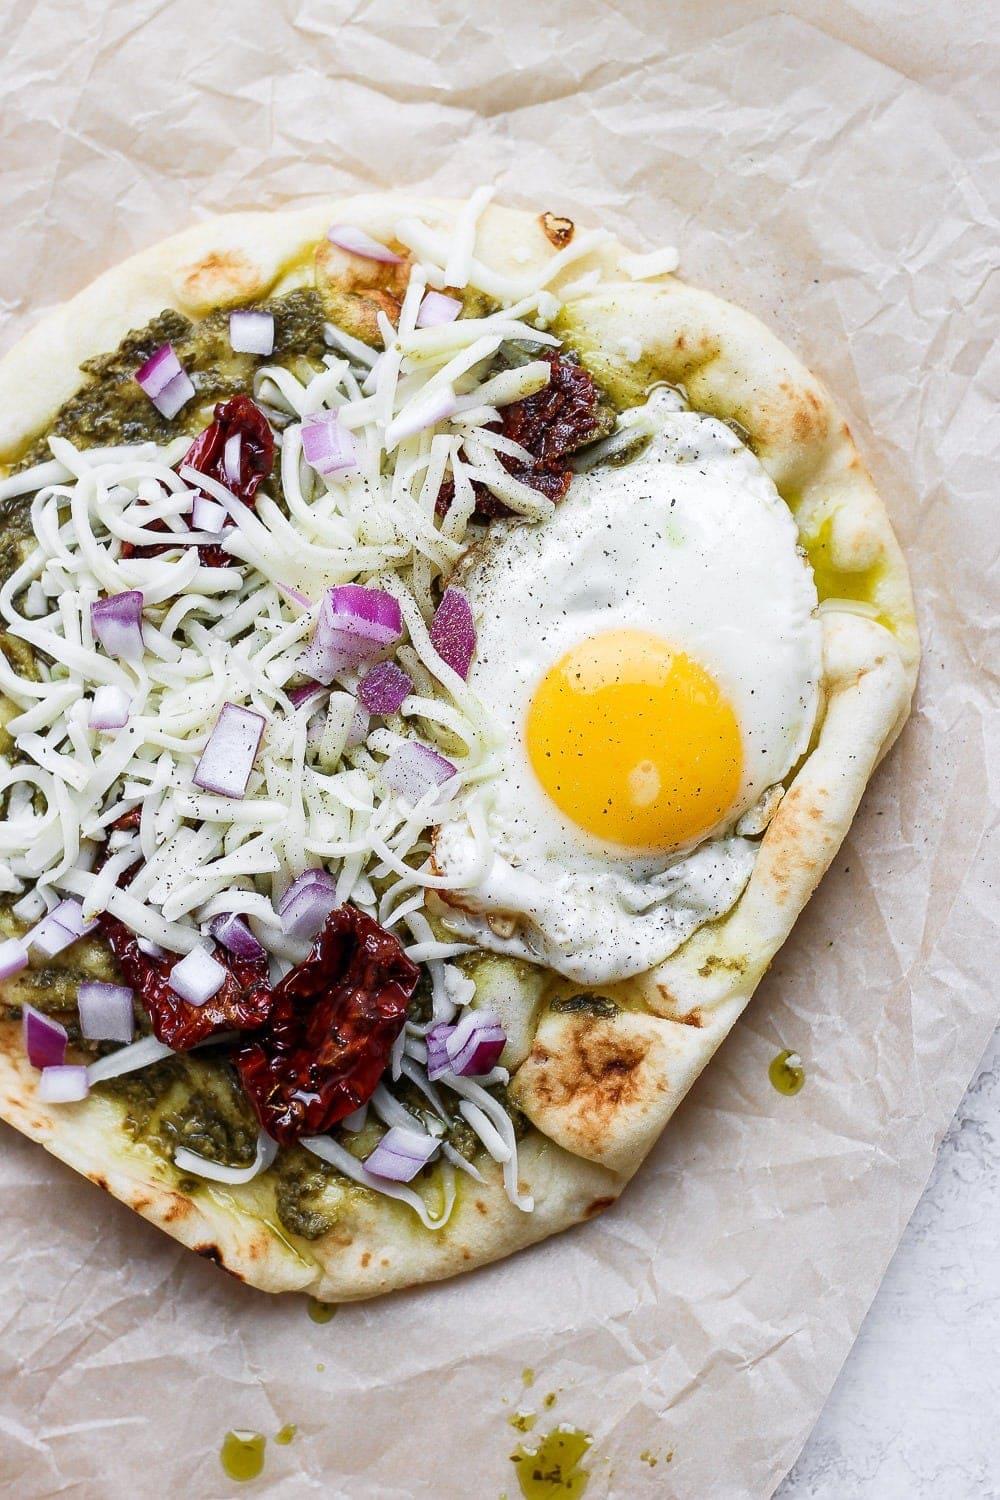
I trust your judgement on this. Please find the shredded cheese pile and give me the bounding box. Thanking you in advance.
[0,190,664,1222]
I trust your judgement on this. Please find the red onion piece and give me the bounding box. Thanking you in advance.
[193,703,266,799]
[364,1125,439,1182]
[326,224,403,264]
[277,582,313,612]
[300,413,357,476]
[38,1065,90,1104]
[416,291,462,329]
[91,591,145,662]
[49,898,100,940]
[278,870,339,940]
[193,492,228,534]
[358,660,413,715]
[300,586,403,686]
[209,912,267,962]
[135,343,195,419]
[382,742,457,803]
[26,900,96,958]
[89,684,131,730]
[78,982,135,1044]
[229,309,275,356]
[223,432,243,486]
[23,1004,68,1070]
[385,386,458,450]
[425,1024,455,1082]
[287,679,325,709]
[332,584,403,637]
[445,1009,506,1077]
[0,936,29,981]
[168,946,227,1006]
[429,587,476,680]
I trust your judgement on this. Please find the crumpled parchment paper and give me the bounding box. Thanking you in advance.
[1,2,997,1496]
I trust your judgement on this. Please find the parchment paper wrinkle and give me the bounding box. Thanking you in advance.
[0,1,997,1495]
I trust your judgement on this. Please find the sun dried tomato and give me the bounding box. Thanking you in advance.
[119,395,274,565]
[436,352,608,521]
[99,913,272,1051]
[182,395,275,566]
[234,906,419,1147]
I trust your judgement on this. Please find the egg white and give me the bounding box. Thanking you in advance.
[432,395,821,984]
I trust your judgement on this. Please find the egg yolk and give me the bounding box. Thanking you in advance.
[525,628,742,850]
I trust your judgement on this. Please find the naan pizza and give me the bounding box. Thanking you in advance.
[0,193,918,1297]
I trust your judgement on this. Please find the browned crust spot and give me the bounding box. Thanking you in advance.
[361,1250,372,1268]
[527,1022,656,1123]
[540,212,575,248]
[195,1243,245,1283]
[177,250,265,312]
[584,1196,617,1218]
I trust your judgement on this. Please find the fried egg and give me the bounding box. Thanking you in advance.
[433,392,822,984]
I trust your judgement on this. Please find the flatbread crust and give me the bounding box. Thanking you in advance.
[0,196,918,1297]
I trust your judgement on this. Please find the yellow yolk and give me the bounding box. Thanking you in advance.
[525,628,742,850]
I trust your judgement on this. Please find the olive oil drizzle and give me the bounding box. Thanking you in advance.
[769,1049,806,1095]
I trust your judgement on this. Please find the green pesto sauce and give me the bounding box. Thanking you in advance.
[511,1429,593,1500]
[220,1430,266,1482]
[17,289,328,470]
[769,1049,806,1096]
[306,1297,338,1323]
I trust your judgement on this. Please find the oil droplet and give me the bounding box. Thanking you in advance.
[769,1049,805,1096]
[542,1392,557,1410]
[640,1450,657,1467]
[522,1367,535,1388]
[275,1424,297,1446]
[220,1430,266,1482]
[316,1362,325,1373]
[511,1427,592,1499]
[307,1297,338,1323]
[509,1410,538,1433]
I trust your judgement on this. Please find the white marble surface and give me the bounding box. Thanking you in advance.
[776,1025,1000,1498]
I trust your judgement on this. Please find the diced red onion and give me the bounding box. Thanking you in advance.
[364,1125,439,1182]
[326,224,403,263]
[300,585,403,686]
[135,343,195,419]
[78,982,135,1044]
[209,912,266,962]
[279,870,339,941]
[168,946,227,1006]
[193,492,228,534]
[49,898,99,940]
[229,309,275,356]
[193,703,266,799]
[0,936,29,981]
[91,591,145,662]
[288,679,325,708]
[385,387,458,450]
[445,1009,506,1077]
[89,684,131,730]
[382,742,457,803]
[358,660,412,715]
[277,582,312,612]
[23,1004,68,1069]
[416,291,462,329]
[38,1065,90,1104]
[223,432,243,486]
[26,899,97,958]
[429,587,476,680]
[300,413,357,476]
[425,1024,455,1082]
[340,1103,368,1133]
